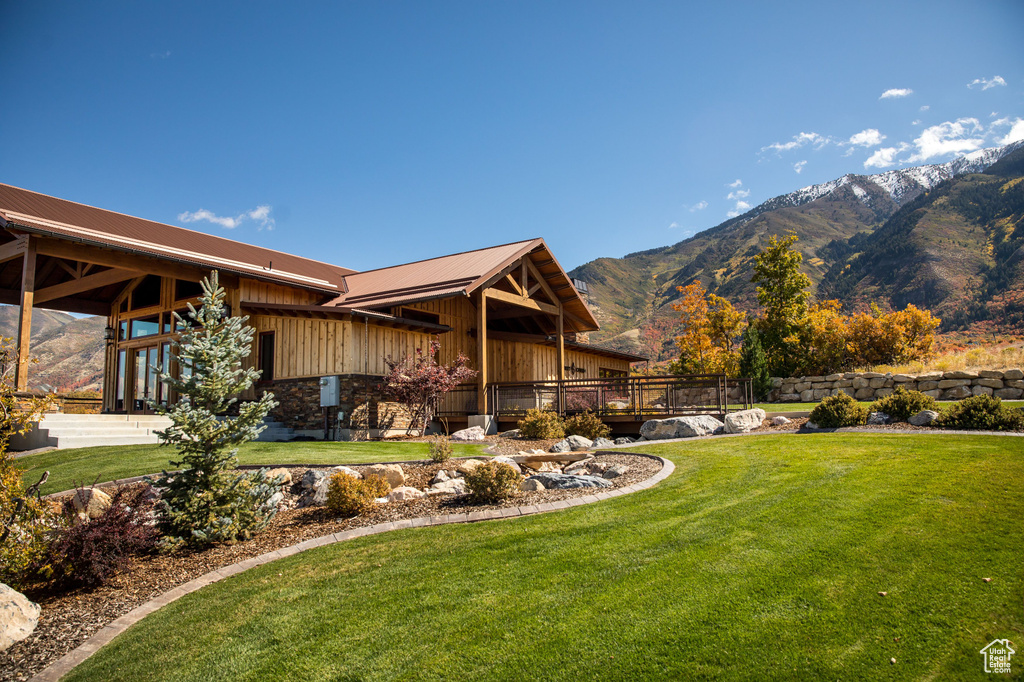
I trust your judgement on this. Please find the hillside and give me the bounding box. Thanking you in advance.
[0,306,105,392]
[571,142,1024,360]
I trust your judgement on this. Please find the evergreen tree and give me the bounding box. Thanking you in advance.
[739,326,772,401]
[750,234,811,376]
[153,271,281,549]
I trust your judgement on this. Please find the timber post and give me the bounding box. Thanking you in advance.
[15,236,36,391]
[476,290,488,414]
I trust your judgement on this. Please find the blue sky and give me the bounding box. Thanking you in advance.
[2,1,1022,273]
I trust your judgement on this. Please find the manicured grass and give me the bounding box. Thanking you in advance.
[18,440,488,496]
[68,434,1023,681]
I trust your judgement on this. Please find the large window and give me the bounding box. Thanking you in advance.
[258,331,275,381]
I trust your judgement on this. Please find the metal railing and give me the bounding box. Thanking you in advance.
[435,384,479,418]
[488,374,753,419]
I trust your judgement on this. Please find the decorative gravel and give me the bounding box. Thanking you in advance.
[1,453,659,682]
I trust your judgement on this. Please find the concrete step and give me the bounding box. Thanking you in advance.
[256,428,297,442]
[39,427,167,438]
[51,434,161,449]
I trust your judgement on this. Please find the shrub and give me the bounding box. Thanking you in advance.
[41,485,158,588]
[808,392,868,428]
[937,394,1024,431]
[463,462,520,503]
[563,410,611,441]
[869,386,938,422]
[428,435,453,463]
[517,409,565,439]
[326,473,390,517]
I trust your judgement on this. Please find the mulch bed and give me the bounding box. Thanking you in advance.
[1,451,659,681]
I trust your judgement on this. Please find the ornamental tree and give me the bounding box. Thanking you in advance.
[383,339,477,435]
[751,234,811,376]
[669,280,744,376]
[152,271,281,550]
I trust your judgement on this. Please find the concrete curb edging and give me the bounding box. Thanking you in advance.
[29,454,673,682]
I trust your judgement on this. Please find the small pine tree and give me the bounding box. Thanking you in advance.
[153,271,281,549]
[739,326,772,401]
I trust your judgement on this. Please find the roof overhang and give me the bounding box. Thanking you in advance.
[240,301,453,333]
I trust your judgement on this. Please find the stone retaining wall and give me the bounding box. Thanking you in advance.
[769,369,1024,403]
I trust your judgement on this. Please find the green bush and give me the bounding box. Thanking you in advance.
[463,462,521,503]
[869,386,938,422]
[325,473,391,517]
[937,394,1024,431]
[808,392,868,428]
[428,435,453,464]
[563,410,611,441]
[517,409,565,439]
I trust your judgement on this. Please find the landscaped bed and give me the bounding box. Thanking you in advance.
[2,452,660,681]
[25,433,1023,681]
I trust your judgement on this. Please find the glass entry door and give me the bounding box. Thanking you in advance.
[122,343,170,414]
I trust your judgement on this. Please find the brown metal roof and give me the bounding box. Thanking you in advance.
[329,238,600,331]
[0,183,354,295]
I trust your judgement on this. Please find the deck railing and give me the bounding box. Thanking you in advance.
[488,374,752,419]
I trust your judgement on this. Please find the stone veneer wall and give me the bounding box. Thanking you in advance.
[258,374,391,431]
[769,368,1024,403]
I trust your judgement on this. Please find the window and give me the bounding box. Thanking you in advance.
[130,315,160,339]
[258,331,275,381]
[399,308,440,325]
[175,279,204,301]
[599,368,628,378]
[131,275,162,309]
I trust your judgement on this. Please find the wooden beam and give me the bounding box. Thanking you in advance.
[556,305,565,382]
[112,275,147,309]
[34,238,222,286]
[34,268,143,304]
[523,258,560,307]
[0,236,28,265]
[503,273,525,296]
[483,287,559,315]
[476,291,488,414]
[16,238,36,390]
[53,258,79,279]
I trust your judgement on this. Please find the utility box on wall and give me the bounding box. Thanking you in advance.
[319,376,340,407]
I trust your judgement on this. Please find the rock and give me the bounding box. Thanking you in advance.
[565,435,594,451]
[995,387,1024,399]
[944,370,978,380]
[387,486,426,502]
[972,385,994,396]
[298,477,331,507]
[331,465,362,480]
[430,470,451,485]
[908,410,939,426]
[852,377,871,389]
[922,389,942,399]
[634,436,646,442]
[975,378,1004,389]
[825,373,843,382]
[550,439,571,453]
[606,401,629,410]
[491,456,522,474]
[614,436,635,445]
[916,372,943,381]
[300,469,325,490]
[770,416,791,426]
[603,464,629,479]
[806,421,820,430]
[263,491,285,510]
[450,426,487,441]
[724,408,766,434]
[867,411,890,425]
[265,467,292,485]
[513,451,589,464]
[524,473,613,490]
[942,385,972,400]
[563,457,596,475]
[1003,368,1024,380]
[892,374,915,383]
[937,379,970,389]
[364,464,406,488]
[780,393,802,402]
[430,478,468,495]
[0,583,40,652]
[854,387,875,400]
[639,415,724,440]
[455,459,487,475]
[978,370,1005,379]
[498,429,521,438]
[72,487,111,520]
[520,460,561,473]
[874,388,894,398]
[593,437,616,448]
[868,377,886,389]
[917,381,939,391]
[520,478,546,491]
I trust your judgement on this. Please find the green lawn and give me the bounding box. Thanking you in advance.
[67,434,1023,681]
[19,440,488,496]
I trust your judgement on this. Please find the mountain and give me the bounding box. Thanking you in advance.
[0,306,105,392]
[570,141,1024,361]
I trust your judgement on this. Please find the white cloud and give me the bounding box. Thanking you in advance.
[920,105,930,111]
[688,200,708,212]
[794,160,807,174]
[149,50,171,60]
[880,88,913,99]
[911,119,922,126]
[726,200,751,218]
[847,128,886,148]
[967,75,1007,90]
[864,147,901,169]
[727,188,750,200]
[761,132,831,154]
[999,118,1024,145]
[179,204,275,230]
[669,221,679,229]
[905,118,985,163]
[727,179,743,188]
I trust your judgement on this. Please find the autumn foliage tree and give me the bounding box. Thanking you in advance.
[383,339,478,435]
[670,281,745,376]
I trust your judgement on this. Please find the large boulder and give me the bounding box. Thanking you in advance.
[300,469,325,490]
[724,409,766,434]
[72,487,111,520]
[603,464,629,479]
[640,415,724,440]
[770,416,792,426]
[264,467,292,485]
[298,477,331,507]
[908,410,940,426]
[613,436,635,445]
[450,426,487,442]
[0,583,39,652]
[867,412,890,425]
[455,459,487,475]
[364,464,406,489]
[490,456,522,474]
[565,435,594,451]
[331,465,362,480]
[430,478,468,495]
[523,473,613,490]
[520,460,561,473]
[387,486,427,502]
[520,478,545,491]
[593,437,616,448]
[550,439,572,453]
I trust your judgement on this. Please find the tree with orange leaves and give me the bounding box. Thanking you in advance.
[669,281,745,375]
